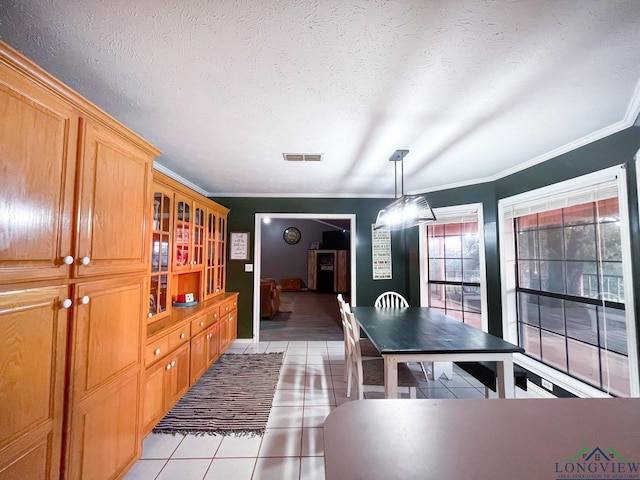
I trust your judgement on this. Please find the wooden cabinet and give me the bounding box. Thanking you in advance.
[142,343,190,434]
[0,58,78,285]
[189,328,209,385]
[189,307,221,384]
[142,293,237,435]
[0,286,68,480]
[64,276,146,480]
[74,118,153,278]
[173,194,206,273]
[220,297,238,351]
[65,368,140,480]
[0,40,159,480]
[307,249,350,293]
[150,172,229,316]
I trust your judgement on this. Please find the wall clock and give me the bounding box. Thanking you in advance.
[283,227,302,245]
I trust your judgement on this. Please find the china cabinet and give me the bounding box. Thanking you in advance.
[141,171,236,440]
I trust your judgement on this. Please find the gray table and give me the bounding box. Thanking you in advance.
[351,307,524,398]
[324,398,640,480]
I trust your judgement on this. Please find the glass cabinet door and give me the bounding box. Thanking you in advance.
[192,204,205,269]
[204,210,217,298]
[174,196,191,271]
[216,215,226,293]
[149,191,171,320]
[203,209,227,299]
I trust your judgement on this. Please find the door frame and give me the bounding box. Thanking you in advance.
[252,213,357,343]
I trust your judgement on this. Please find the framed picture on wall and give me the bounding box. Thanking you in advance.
[229,232,250,260]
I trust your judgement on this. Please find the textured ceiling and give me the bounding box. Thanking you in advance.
[2,0,640,197]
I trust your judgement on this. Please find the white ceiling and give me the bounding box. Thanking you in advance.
[2,1,640,197]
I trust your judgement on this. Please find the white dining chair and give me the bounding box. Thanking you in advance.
[345,310,417,400]
[374,291,409,308]
[373,291,452,381]
[337,295,381,381]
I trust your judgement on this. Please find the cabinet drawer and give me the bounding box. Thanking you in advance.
[167,324,189,350]
[191,314,209,336]
[209,306,221,323]
[220,297,237,315]
[146,336,169,366]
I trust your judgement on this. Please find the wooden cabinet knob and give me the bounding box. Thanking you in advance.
[180,333,185,339]
[200,321,204,327]
[155,348,161,355]
[166,363,171,370]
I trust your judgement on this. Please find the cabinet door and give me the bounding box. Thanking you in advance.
[206,322,220,366]
[65,368,140,480]
[173,194,192,272]
[192,202,206,270]
[69,276,145,401]
[166,343,190,408]
[149,184,173,322]
[0,62,78,284]
[228,311,237,344]
[75,118,153,278]
[190,329,208,385]
[0,286,68,480]
[204,209,219,299]
[142,360,165,435]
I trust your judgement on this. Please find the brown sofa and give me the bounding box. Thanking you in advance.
[260,278,281,319]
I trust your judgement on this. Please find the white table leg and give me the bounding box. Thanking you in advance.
[384,355,398,399]
[496,356,515,399]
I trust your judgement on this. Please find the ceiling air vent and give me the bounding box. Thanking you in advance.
[283,153,323,162]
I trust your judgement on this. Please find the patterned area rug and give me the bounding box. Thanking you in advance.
[153,352,283,437]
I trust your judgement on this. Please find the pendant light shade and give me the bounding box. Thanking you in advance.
[373,150,436,230]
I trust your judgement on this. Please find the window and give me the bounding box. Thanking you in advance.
[421,204,486,331]
[500,166,638,397]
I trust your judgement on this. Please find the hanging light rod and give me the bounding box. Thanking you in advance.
[373,150,436,230]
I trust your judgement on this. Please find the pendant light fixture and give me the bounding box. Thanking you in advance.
[373,149,436,230]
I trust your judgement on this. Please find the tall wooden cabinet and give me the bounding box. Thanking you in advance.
[0,41,159,480]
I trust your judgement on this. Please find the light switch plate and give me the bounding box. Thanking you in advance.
[244,263,253,272]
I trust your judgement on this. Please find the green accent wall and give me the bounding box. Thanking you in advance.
[208,197,414,339]
[213,125,640,382]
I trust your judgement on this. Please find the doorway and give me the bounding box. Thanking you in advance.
[252,213,357,342]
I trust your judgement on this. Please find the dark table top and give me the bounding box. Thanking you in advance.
[351,306,524,355]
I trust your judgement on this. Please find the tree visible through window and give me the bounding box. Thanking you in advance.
[426,222,482,329]
[515,197,629,396]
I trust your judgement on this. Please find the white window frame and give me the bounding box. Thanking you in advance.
[498,165,639,397]
[419,203,488,332]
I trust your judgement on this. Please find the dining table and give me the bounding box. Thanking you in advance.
[323,398,640,480]
[351,306,525,398]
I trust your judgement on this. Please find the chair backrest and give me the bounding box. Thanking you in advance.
[374,291,409,308]
[345,310,362,380]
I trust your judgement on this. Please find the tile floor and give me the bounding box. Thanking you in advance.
[125,340,541,480]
